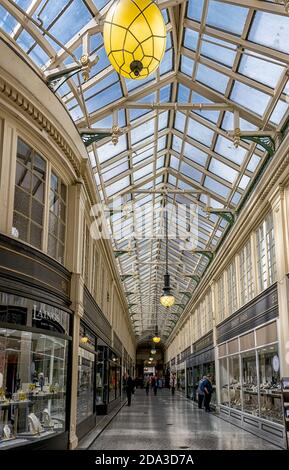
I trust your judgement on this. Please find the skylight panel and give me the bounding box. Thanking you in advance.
[221,112,257,131]
[191,92,220,124]
[230,81,271,116]
[231,191,242,206]
[33,0,67,28]
[106,176,130,198]
[181,56,195,76]
[160,84,172,102]
[93,0,110,10]
[249,12,289,54]
[196,64,229,94]
[85,82,123,113]
[17,29,34,53]
[0,5,18,34]
[187,118,214,146]
[97,134,127,164]
[184,28,199,51]
[157,156,165,170]
[172,135,182,153]
[160,49,173,75]
[201,37,237,68]
[204,176,230,199]
[209,158,238,184]
[269,100,289,126]
[238,53,285,88]
[28,44,50,68]
[238,175,250,190]
[48,0,92,45]
[126,74,156,92]
[215,135,246,166]
[170,155,179,170]
[131,119,155,145]
[206,1,248,36]
[174,112,186,132]
[134,163,153,182]
[102,159,129,183]
[246,154,261,173]
[158,112,169,131]
[184,142,207,167]
[187,0,204,22]
[180,162,203,183]
[84,73,119,100]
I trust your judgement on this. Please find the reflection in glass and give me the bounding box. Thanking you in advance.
[77,347,95,424]
[219,357,229,405]
[229,355,241,410]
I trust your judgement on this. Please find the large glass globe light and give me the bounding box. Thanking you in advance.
[160,289,175,308]
[103,0,166,79]
[152,335,161,344]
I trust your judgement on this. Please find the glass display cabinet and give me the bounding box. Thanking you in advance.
[242,350,259,416]
[0,328,67,448]
[219,357,229,406]
[229,355,242,410]
[258,345,282,424]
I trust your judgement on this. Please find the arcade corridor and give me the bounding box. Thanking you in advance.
[87,390,279,451]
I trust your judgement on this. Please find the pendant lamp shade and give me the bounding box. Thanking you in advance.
[103,0,166,79]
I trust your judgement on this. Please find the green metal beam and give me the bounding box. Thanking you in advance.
[81,132,112,147]
[240,135,275,157]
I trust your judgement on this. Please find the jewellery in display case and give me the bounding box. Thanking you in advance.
[28,413,43,435]
[2,424,14,441]
[42,409,53,428]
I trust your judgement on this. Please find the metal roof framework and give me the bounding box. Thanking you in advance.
[1,0,289,342]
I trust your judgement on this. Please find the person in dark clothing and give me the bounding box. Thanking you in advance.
[151,375,158,395]
[170,374,176,395]
[202,374,213,412]
[197,376,206,409]
[125,371,134,406]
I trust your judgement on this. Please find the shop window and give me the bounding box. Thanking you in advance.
[229,355,241,410]
[219,357,229,406]
[217,274,225,323]
[242,350,259,416]
[218,343,227,357]
[96,344,108,406]
[258,344,282,423]
[77,347,95,425]
[256,212,277,292]
[227,260,238,315]
[239,240,254,306]
[228,338,239,355]
[48,172,67,264]
[0,328,67,448]
[13,138,46,250]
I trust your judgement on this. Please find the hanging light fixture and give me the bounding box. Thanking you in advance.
[151,348,157,355]
[103,0,166,79]
[160,194,175,307]
[152,326,161,344]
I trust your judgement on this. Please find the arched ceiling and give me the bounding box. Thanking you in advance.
[1,0,289,343]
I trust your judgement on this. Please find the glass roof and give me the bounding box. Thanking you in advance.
[1,0,289,342]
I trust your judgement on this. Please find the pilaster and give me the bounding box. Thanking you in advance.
[269,186,289,377]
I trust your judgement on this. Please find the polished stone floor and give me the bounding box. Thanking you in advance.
[89,389,279,450]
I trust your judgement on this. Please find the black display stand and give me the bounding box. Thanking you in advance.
[281,377,289,449]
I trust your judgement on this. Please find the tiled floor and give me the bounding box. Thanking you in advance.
[89,389,279,450]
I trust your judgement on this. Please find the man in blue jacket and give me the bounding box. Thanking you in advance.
[201,374,213,412]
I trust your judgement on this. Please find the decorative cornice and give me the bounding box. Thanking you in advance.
[0,76,81,177]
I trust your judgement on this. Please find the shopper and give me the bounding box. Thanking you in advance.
[144,376,150,395]
[202,374,213,412]
[125,371,134,406]
[197,375,206,409]
[151,375,158,395]
[170,373,176,395]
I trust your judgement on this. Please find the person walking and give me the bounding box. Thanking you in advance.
[170,373,176,395]
[202,374,213,412]
[144,376,150,396]
[197,375,206,409]
[125,371,134,407]
[151,375,158,396]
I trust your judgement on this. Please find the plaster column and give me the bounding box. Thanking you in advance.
[270,186,289,377]
[0,118,17,234]
[211,280,220,410]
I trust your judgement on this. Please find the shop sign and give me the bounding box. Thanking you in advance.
[32,303,69,335]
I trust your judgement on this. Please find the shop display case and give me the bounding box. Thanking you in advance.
[0,328,67,448]
[258,346,282,424]
[242,351,259,416]
[229,355,242,410]
[219,357,229,406]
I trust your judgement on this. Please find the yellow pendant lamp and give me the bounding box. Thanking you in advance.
[103,0,167,79]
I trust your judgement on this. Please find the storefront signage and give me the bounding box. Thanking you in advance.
[32,303,69,334]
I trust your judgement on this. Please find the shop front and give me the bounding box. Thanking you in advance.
[217,283,285,447]
[0,234,72,450]
[186,332,215,406]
